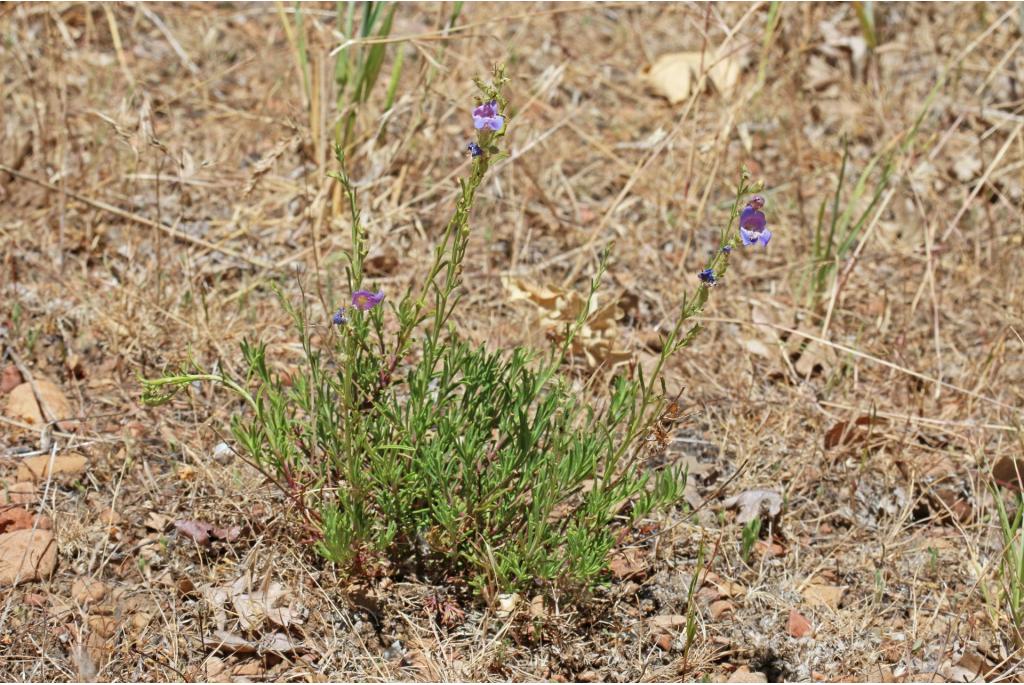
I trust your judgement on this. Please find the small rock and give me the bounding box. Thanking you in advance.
[0,529,57,586]
[17,454,88,482]
[72,578,108,604]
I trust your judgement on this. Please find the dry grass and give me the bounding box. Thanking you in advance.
[2,1,1024,681]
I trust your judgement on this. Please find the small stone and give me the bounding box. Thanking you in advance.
[0,529,57,586]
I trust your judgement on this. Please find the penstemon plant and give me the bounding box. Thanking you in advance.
[141,67,768,597]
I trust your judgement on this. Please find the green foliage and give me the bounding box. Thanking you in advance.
[142,68,757,597]
[740,517,761,564]
[993,487,1024,634]
[335,1,400,149]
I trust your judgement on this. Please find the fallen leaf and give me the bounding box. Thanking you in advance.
[993,457,1024,492]
[209,629,305,655]
[787,609,813,638]
[709,600,734,619]
[643,52,703,104]
[647,614,687,632]
[495,592,519,618]
[824,415,888,450]
[722,489,783,524]
[608,548,648,580]
[17,454,88,482]
[755,539,786,558]
[503,277,631,368]
[0,528,57,586]
[0,507,35,533]
[2,482,39,505]
[0,365,22,394]
[72,579,108,604]
[529,595,546,619]
[5,380,76,430]
[802,583,845,610]
[654,633,672,651]
[727,666,768,683]
[174,519,240,547]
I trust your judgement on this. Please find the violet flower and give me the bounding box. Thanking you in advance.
[472,100,504,131]
[467,142,483,157]
[351,290,385,311]
[698,268,717,286]
[738,196,771,247]
[331,307,348,326]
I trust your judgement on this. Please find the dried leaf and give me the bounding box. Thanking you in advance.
[0,507,35,534]
[209,629,304,655]
[787,609,813,638]
[0,528,57,586]
[709,600,734,619]
[503,277,630,368]
[5,380,76,430]
[174,519,241,547]
[0,365,22,394]
[802,583,845,610]
[722,489,783,524]
[647,614,687,632]
[17,454,88,482]
[608,548,648,580]
[824,415,888,450]
[993,457,1024,492]
[643,52,702,104]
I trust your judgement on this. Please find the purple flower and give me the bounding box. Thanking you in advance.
[472,100,504,131]
[351,289,385,311]
[721,245,732,254]
[331,307,348,326]
[698,268,717,286]
[738,201,771,247]
[467,142,483,157]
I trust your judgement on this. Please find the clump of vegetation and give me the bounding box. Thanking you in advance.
[142,67,767,598]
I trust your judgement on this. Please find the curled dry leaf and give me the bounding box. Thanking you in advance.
[0,528,57,586]
[503,277,631,368]
[722,489,783,525]
[802,583,845,611]
[17,454,88,482]
[824,415,888,450]
[0,364,22,394]
[993,457,1024,492]
[174,519,241,547]
[608,547,648,580]
[642,46,743,105]
[787,609,813,638]
[0,507,35,533]
[5,380,76,431]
